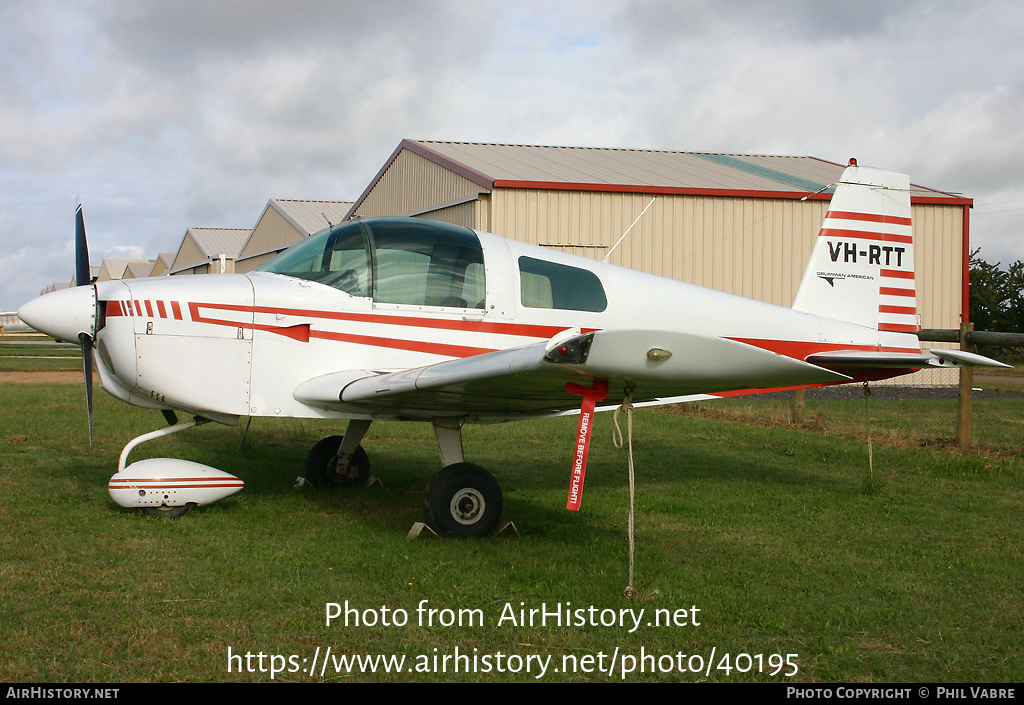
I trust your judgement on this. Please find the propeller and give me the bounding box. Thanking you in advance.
[75,200,95,446]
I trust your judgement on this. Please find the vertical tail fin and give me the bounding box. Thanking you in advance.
[793,164,918,335]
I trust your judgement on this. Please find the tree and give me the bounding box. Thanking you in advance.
[969,249,1024,336]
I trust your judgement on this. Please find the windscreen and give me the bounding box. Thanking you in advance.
[257,218,485,308]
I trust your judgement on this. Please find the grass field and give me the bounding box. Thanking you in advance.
[2,371,1022,684]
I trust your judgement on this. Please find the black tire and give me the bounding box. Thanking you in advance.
[305,435,370,488]
[139,503,195,519]
[422,462,503,537]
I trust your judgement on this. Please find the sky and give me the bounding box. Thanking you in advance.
[2,0,1023,311]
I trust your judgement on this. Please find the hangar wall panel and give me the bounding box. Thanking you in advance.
[175,263,210,276]
[236,251,278,274]
[490,189,830,308]
[170,237,207,274]
[912,204,963,330]
[355,149,485,218]
[242,206,303,260]
[906,204,964,385]
[491,189,960,323]
[412,200,479,228]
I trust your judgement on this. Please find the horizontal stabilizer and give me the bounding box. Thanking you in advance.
[926,348,1012,369]
[806,349,1011,370]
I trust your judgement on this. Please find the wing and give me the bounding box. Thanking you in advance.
[294,329,850,422]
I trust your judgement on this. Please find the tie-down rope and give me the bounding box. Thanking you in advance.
[863,382,874,480]
[612,385,636,600]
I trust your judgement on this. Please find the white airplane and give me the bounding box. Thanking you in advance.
[19,162,1009,535]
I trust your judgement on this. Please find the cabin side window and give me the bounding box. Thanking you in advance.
[518,256,607,312]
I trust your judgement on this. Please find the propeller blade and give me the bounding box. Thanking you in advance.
[75,200,90,287]
[79,332,94,447]
[76,201,95,446]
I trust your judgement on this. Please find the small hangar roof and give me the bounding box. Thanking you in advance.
[236,199,355,265]
[97,258,156,282]
[268,199,354,234]
[149,253,175,277]
[169,227,250,274]
[185,227,250,258]
[123,259,158,279]
[351,140,969,213]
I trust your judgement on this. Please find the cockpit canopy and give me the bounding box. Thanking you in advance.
[257,218,486,309]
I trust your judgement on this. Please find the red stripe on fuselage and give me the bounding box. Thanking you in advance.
[108,483,244,490]
[310,329,497,357]
[707,367,921,397]
[104,298,571,356]
[184,302,580,356]
[253,323,311,343]
[726,337,921,359]
[191,301,573,339]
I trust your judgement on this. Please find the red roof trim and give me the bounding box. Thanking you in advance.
[911,196,974,206]
[492,179,973,206]
[492,179,833,200]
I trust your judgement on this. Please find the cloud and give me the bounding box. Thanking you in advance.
[3,0,1024,309]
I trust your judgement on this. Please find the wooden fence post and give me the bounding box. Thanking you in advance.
[956,322,975,448]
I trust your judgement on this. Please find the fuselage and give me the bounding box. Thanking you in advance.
[22,218,920,423]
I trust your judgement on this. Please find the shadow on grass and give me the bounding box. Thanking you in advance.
[46,398,896,551]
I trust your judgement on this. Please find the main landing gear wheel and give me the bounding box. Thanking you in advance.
[422,462,503,537]
[305,435,370,488]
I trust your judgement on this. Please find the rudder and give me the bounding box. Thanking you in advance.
[792,163,918,334]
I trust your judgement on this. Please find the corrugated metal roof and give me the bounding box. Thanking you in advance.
[43,282,71,295]
[420,141,745,189]
[125,260,157,278]
[186,227,250,258]
[150,253,175,276]
[98,258,155,281]
[271,199,354,234]
[404,141,963,201]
